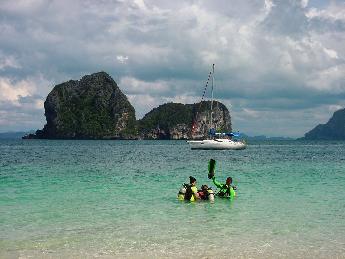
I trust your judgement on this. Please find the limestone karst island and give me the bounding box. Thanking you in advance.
[23,72,232,140]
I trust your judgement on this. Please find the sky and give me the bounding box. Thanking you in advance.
[0,0,344,137]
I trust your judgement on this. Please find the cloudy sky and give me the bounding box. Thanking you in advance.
[0,0,344,137]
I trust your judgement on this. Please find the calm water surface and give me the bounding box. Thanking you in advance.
[1,140,345,258]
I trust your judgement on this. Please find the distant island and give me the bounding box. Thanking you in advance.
[0,131,34,139]
[300,108,345,140]
[243,135,294,141]
[23,72,232,140]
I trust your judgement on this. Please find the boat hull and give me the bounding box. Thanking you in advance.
[187,139,246,150]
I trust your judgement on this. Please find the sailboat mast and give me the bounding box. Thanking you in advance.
[210,64,215,131]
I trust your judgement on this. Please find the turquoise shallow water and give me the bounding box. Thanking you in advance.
[1,139,345,258]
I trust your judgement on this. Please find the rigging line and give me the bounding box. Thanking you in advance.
[191,69,213,133]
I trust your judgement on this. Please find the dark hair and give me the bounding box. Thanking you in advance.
[226,177,233,184]
[201,184,208,190]
[189,176,196,184]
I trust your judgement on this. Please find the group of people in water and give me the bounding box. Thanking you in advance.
[177,159,237,202]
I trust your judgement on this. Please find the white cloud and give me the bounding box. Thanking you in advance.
[0,75,49,131]
[120,76,170,95]
[127,94,161,118]
[134,0,149,12]
[264,0,274,14]
[35,99,44,109]
[0,54,21,70]
[0,75,51,109]
[116,55,129,64]
[323,47,338,59]
[0,78,33,103]
[306,3,345,21]
[301,0,309,8]
[306,64,345,92]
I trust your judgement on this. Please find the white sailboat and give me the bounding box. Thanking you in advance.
[187,64,246,150]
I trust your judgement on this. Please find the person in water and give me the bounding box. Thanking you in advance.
[198,184,215,202]
[212,176,237,198]
[208,159,236,198]
[183,176,199,201]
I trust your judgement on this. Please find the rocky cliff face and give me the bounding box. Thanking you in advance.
[26,72,136,139]
[302,108,345,140]
[138,101,232,140]
[191,101,232,139]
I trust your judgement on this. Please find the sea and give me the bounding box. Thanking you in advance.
[1,139,345,258]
